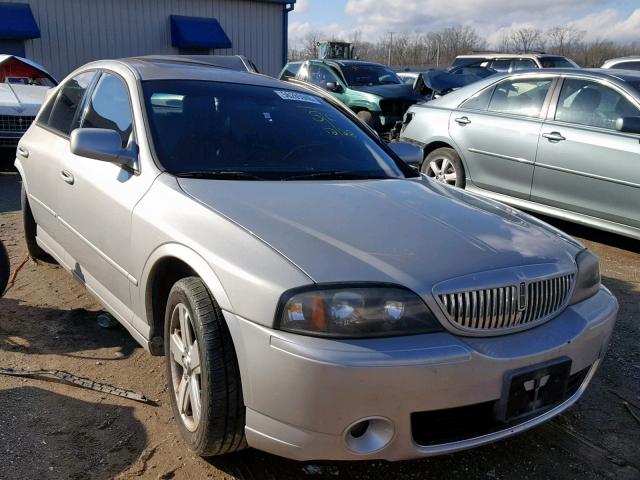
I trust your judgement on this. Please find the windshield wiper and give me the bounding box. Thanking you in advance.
[175,171,264,180]
[283,171,387,181]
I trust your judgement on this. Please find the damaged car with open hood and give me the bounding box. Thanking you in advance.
[0,55,56,150]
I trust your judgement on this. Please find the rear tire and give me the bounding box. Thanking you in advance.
[422,147,465,188]
[21,184,54,262]
[0,240,9,295]
[164,276,247,457]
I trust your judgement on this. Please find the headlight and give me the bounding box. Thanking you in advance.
[276,284,443,338]
[569,249,601,305]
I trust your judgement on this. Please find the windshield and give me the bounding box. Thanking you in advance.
[142,80,415,180]
[540,57,578,68]
[0,58,56,87]
[626,80,640,96]
[341,64,402,86]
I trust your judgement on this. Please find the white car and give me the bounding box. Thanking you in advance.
[0,55,56,149]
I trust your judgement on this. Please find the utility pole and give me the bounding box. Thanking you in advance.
[388,31,397,66]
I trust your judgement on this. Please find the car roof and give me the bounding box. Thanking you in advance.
[90,57,302,89]
[455,53,563,60]
[603,56,640,64]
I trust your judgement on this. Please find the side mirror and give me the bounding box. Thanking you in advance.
[615,116,640,134]
[325,81,341,93]
[388,142,422,169]
[70,128,137,169]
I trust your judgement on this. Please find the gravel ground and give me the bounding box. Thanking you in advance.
[0,167,638,480]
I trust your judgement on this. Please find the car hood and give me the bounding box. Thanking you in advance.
[177,177,580,295]
[0,84,49,115]
[349,83,419,99]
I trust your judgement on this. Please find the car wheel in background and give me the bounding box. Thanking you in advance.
[422,147,465,188]
[164,277,247,457]
[21,184,55,262]
[0,240,9,295]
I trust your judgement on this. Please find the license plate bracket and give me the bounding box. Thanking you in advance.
[495,357,572,423]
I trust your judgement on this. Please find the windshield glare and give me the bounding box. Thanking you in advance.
[341,64,402,86]
[142,80,413,180]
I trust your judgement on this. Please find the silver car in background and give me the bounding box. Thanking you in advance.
[16,57,617,461]
[400,69,640,240]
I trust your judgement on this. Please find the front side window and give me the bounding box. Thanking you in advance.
[42,71,95,135]
[555,78,640,130]
[340,64,401,86]
[490,59,512,72]
[142,80,416,180]
[81,73,133,147]
[488,78,552,117]
[614,61,640,71]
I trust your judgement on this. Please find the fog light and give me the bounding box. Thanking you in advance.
[344,417,394,454]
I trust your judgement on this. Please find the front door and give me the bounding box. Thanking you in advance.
[56,71,154,319]
[450,76,555,199]
[532,77,640,231]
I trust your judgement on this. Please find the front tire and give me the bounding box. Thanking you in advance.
[21,184,54,262]
[164,277,246,457]
[0,240,9,295]
[422,147,465,188]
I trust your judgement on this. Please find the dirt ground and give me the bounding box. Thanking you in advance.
[1,165,639,480]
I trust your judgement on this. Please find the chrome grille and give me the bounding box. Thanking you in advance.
[437,274,574,332]
[0,115,35,133]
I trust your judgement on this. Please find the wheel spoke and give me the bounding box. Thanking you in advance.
[177,375,190,414]
[179,305,192,347]
[443,173,457,183]
[190,375,202,425]
[430,161,441,175]
[169,333,186,367]
[440,158,450,173]
[190,340,201,372]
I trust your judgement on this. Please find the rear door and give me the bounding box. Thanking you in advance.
[532,76,640,230]
[450,75,555,199]
[17,71,96,248]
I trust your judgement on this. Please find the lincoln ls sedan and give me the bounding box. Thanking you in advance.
[16,57,617,461]
[400,68,640,240]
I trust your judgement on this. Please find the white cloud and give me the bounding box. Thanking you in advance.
[294,0,310,14]
[290,0,639,48]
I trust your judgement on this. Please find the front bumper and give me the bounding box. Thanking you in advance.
[224,287,617,461]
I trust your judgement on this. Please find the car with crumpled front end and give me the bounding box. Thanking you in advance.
[16,56,617,462]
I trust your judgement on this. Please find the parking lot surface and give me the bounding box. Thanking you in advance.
[0,169,638,480]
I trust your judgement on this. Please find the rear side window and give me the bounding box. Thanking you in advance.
[81,73,133,147]
[488,79,552,117]
[490,59,512,72]
[461,86,494,111]
[513,59,536,71]
[42,71,95,135]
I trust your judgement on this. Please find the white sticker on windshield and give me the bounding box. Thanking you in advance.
[274,90,321,104]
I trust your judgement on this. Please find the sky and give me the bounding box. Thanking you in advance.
[289,0,640,48]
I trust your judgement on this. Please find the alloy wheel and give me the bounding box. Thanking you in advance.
[424,156,458,185]
[169,303,202,432]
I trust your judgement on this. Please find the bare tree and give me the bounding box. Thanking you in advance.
[546,26,584,56]
[301,31,322,59]
[507,27,543,53]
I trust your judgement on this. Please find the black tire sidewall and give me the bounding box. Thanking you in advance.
[422,147,466,188]
[164,281,213,452]
[21,183,52,261]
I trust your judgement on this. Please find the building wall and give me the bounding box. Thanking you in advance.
[5,0,285,80]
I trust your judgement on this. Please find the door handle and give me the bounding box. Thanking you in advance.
[60,170,75,185]
[454,116,471,125]
[17,146,29,158]
[542,131,566,142]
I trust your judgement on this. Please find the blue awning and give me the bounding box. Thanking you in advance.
[170,15,232,49]
[0,2,40,39]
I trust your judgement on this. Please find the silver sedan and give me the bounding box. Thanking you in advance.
[400,68,640,240]
[16,57,617,461]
